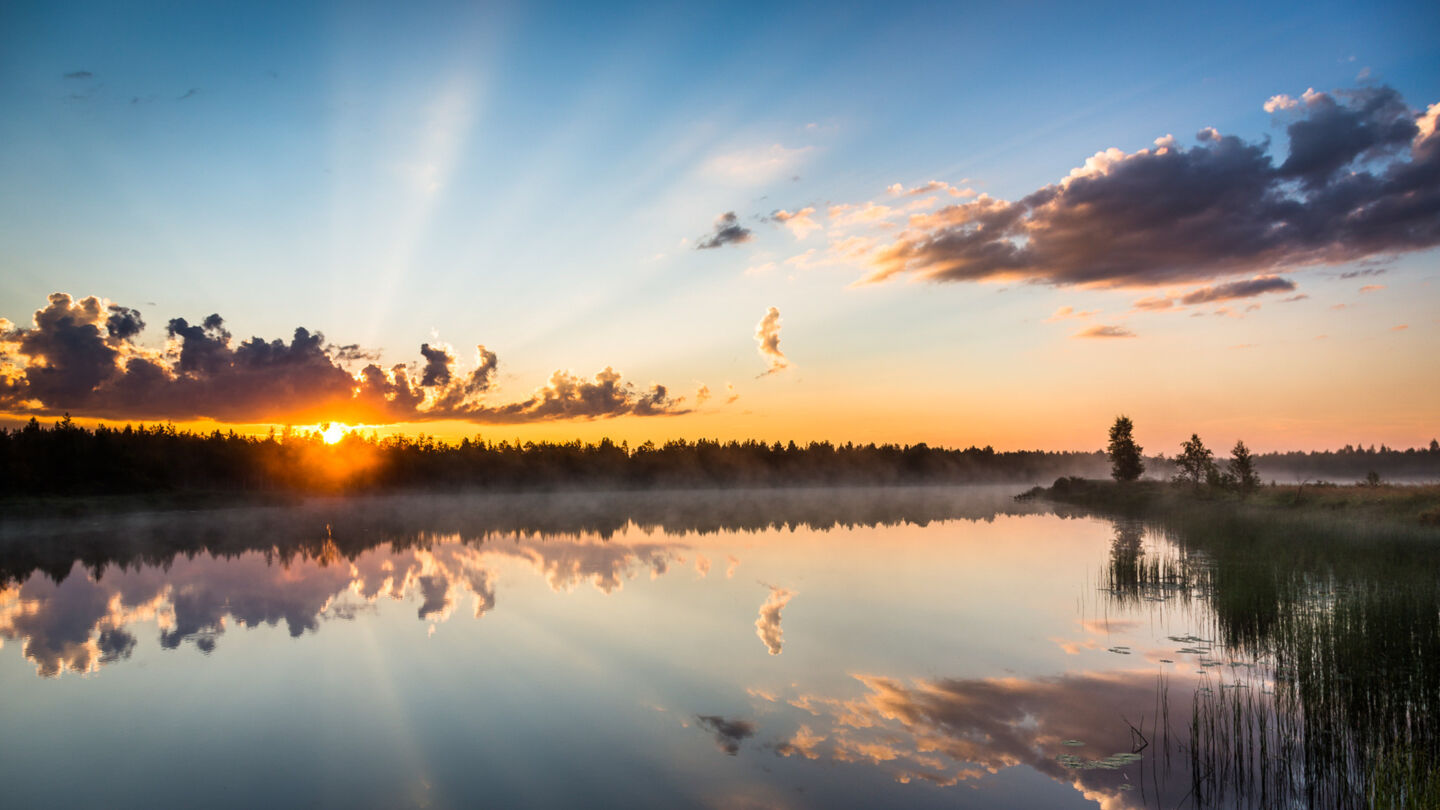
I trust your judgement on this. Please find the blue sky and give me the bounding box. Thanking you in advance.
[2,0,1438,449]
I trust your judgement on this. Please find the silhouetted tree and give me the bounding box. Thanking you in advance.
[1175,434,1215,489]
[1107,416,1145,482]
[1227,440,1261,496]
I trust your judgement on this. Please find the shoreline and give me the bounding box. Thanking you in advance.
[1020,476,1440,532]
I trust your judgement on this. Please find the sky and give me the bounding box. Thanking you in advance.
[1,0,1438,452]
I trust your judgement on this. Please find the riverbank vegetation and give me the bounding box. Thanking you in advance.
[1021,419,1440,530]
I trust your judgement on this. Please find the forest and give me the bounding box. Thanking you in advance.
[1,416,1436,498]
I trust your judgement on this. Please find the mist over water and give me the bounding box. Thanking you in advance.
[0,487,1432,808]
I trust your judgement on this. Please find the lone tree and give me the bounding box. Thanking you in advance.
[1175,433,1215,488]
[1107,416,1145,482]
[1227,439,1261,496]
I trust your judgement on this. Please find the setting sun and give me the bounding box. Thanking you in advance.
[320,423,348,444]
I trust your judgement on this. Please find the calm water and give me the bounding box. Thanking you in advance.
[1,487,1435,809]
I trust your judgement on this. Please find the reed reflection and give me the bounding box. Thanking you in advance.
[1101,514,1440,808]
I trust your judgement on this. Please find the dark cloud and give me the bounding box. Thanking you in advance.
[695,715,757,755]
[105,305,145,342]
[864,85,1440,289]
[1339,267,1387,279]
[1177,275,1297,305]
[14,294,121,404]
[63,71,93,80]
[419,343,453,387]
[480,367,685,423]
[177,88,200,101]
[329,343,381,363]
[696,212,754,249]
[1276,86,1417,189]
[0,293,688,424]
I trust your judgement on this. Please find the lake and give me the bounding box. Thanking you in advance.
[1,487,1435,809]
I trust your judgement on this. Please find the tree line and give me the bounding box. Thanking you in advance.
[3,416,1435,498]
[1,416,1112,496]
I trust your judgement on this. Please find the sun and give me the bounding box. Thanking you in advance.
[320,422,349,444]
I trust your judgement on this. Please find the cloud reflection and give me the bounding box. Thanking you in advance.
[771,670,1196,807]
[0,533,688,677]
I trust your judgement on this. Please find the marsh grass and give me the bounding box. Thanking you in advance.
[1099,503,1440,808]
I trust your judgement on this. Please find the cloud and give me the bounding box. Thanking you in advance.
[754,307,789,376]
[755,585,795,655]
[695,384,711,407]
[477,368,683,423]
[1339,267,1387,279]
[829,202,895,228]
[1392,324,1409,331]
[1177,275,1297,305]
[695,715,757,755]
[1044,306,1099,322]
[767,207,820,239]
[887,180,974,198]
[857,85,1439,289]
[0,293,687,424]
[63,71,94,80]
[1132,296,1174,311]
[696,212,754,250]
[775,725,826,759]
[1359,284,1385,293]
[1074,324,1136,339]
[724,383,739,405]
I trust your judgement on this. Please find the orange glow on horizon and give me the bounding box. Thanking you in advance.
[320,423,349,445]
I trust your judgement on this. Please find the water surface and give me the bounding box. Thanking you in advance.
[1,487,1433,808]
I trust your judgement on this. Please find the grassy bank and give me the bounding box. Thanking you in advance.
[1021,476,1440,531]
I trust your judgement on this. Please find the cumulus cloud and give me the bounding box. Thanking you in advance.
[0,293,688,424]
[696,212,754,249]
[755,585,795,655]
[754,307,788,376]
[695,715,757,755]
[767,207,820,239]
[858,85,1440,290]
[1074,325,1136,339]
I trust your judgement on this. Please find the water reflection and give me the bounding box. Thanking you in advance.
[1,488,1435,809]
[762,669,1190,806]
[0,534,690,677]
